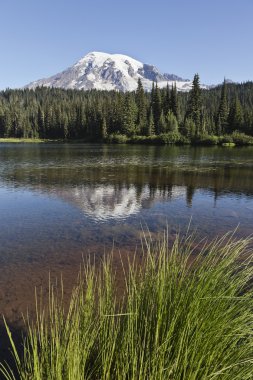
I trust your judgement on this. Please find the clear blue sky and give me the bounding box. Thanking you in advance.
[1,0,253,89]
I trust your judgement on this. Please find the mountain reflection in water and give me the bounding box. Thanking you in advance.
[0,143,253,262]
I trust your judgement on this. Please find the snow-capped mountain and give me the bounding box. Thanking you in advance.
[26,51,205,92]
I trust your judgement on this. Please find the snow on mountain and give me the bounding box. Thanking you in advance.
[25,51,206,92]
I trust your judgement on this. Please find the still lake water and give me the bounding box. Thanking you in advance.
[0,143,253,265]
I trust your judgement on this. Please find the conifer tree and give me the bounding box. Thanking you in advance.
[166,111,178,132]
[170,83,179,120]
[38,106,45,138]
[135,78,147,135]
[158,110,167,134]
[147,108,155,136]
[101,117,108,140]
[0,109,5,137]
[185,74,202,135]
[216,79,228,134]
[122,94,137,136]
[164,83,170,115]
[228,97,244,131]
[3,111,12,137]
[153,82,162,134]
[182,118,196,139]
[151,81,155,105]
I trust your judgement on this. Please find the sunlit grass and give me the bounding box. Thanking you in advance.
[1,232,253,379]
[0,138,58,143]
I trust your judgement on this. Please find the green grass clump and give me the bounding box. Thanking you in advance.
[222,142,236,147]
[0,138,45,143]
[1,233,253,379]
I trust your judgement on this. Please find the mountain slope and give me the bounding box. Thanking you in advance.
[26,51,200,92]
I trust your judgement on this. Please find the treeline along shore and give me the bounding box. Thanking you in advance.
[1,76,253,146]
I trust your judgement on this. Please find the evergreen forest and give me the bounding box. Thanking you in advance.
[1,75,253,145]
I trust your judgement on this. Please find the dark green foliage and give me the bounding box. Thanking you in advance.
[122,93,137,136]
[0,77,253,145]
[170,83,179,119]
[216,79,228,134]
[185,74,202,135]
[106,134,129,144]
[157,132,183,144]
[147,108,155,136]
[230,131,253,145]
[101,117,108,140]
[158,110,166,134]
[181,118,196,139]
[166,111,178,132]
[163,84,170,115]
[219,134,234,144]
[228,96,244,131]
[193,134,219,146]
[152,83,162,134]
[135,78,147,135]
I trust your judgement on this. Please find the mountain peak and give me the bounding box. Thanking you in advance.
[26,51,197,92]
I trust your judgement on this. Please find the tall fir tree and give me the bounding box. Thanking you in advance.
[166,111,178,132]
[216,79,228,135]
[158,110,167,134]
[152,82,162,134]
[181,118,196,139]
[170,83,179,120]
[185,74,202,135]
[147,108,155,136]
[228,96,244,131]
[122,93,137,136]
[101,117,108,140]
[135,78,147,135]
[38,106,45,138]
[164,83,171,115]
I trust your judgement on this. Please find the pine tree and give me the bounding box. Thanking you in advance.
[0,108,5,137]
[62,114,69,139]
[228,97,244,131]
[164,83,171,115]
[3,111,12,137]
[216,79,228,134]
[216,115,222,136]
[135,78,147,135]
[182,118,196,139]
[158,110,167,134]
[166,111,178,132]
[170,83,179,119]
[44,106,53,137]
[122,94,137,136]
[38,106,45,138]
[153,82,162,134]
[151,81,155,105]
[101,117,108,140]
[147,108,155,136]
[185,74,202,135]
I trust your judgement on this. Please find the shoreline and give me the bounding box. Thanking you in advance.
[0,136,252,147]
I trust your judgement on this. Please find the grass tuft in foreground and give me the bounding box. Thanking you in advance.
[1,233,253,379]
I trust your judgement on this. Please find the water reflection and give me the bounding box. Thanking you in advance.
[51,185,188,221]
[0,143,253,245]
[1,143,253,328]
[1,150,253,222]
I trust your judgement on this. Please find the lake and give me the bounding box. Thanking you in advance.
[0,143,253,321]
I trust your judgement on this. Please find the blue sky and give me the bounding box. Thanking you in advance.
[1,0,253,89]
